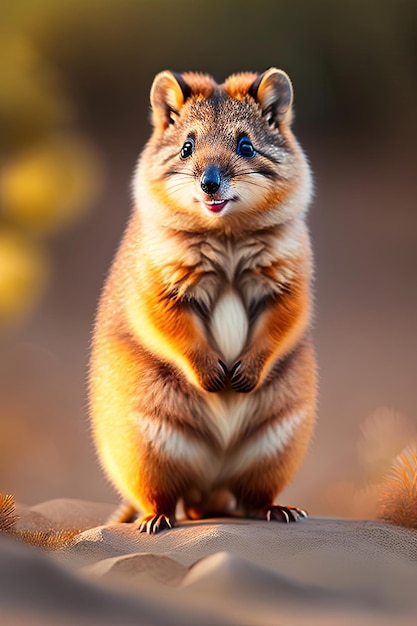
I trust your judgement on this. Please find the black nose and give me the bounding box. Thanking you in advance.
[200,165,221,195]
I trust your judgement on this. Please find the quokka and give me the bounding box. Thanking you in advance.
[89,68,317,533]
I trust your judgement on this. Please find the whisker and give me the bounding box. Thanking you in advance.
[166,170,195,178]
[165,184,194,195]
[233,170,279,181]
[232,175,271,186]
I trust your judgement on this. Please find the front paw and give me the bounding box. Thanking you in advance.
[230,361,259,393]
[200,359,228,392]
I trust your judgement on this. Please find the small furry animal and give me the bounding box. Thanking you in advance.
[89,67,317,533]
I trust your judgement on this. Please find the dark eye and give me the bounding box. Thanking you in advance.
[237,137,256,159]
[180,138,194,159]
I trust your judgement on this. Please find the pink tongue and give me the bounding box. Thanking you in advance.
[207,201,227,213]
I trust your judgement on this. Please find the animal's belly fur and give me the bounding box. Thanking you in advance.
[210,290,248,366]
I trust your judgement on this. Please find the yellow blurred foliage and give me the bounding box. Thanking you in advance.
[0,25,103,331]
[2,135,102,237]
[0,34,72,150]
[0,230,48,329]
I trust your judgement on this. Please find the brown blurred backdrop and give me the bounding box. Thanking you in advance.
[1,0,416,514]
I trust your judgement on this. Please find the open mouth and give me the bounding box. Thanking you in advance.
[204,199,229,213]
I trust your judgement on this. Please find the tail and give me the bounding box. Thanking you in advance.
[105,500,139,524]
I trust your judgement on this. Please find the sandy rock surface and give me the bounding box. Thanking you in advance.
[1,498,417,625]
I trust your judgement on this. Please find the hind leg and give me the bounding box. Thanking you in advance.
[230,410,314,524]
[235,473,309,524]
[90,332,212,534]
[230,340,316,523]
[127,448,184,534]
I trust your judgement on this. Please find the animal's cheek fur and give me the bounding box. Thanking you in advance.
[227,174,297,215]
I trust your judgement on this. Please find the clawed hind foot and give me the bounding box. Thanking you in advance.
[138,513,176,534]
[266,504,308,523]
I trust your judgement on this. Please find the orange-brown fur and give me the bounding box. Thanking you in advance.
[89,68,317,533]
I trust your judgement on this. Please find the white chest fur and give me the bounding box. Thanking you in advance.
[210,290,248,366]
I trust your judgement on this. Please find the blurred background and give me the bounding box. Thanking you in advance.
[1,0,416,515]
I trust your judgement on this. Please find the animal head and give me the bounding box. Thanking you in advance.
[134,68,311,232]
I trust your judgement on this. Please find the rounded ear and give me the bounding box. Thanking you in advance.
[150,71,191,130]
[249,68,293,127]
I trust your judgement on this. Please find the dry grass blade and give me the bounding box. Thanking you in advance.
[18,528,80,550]
[1,492,79,549]
[0,493,18,533]
[377,445,417,529]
